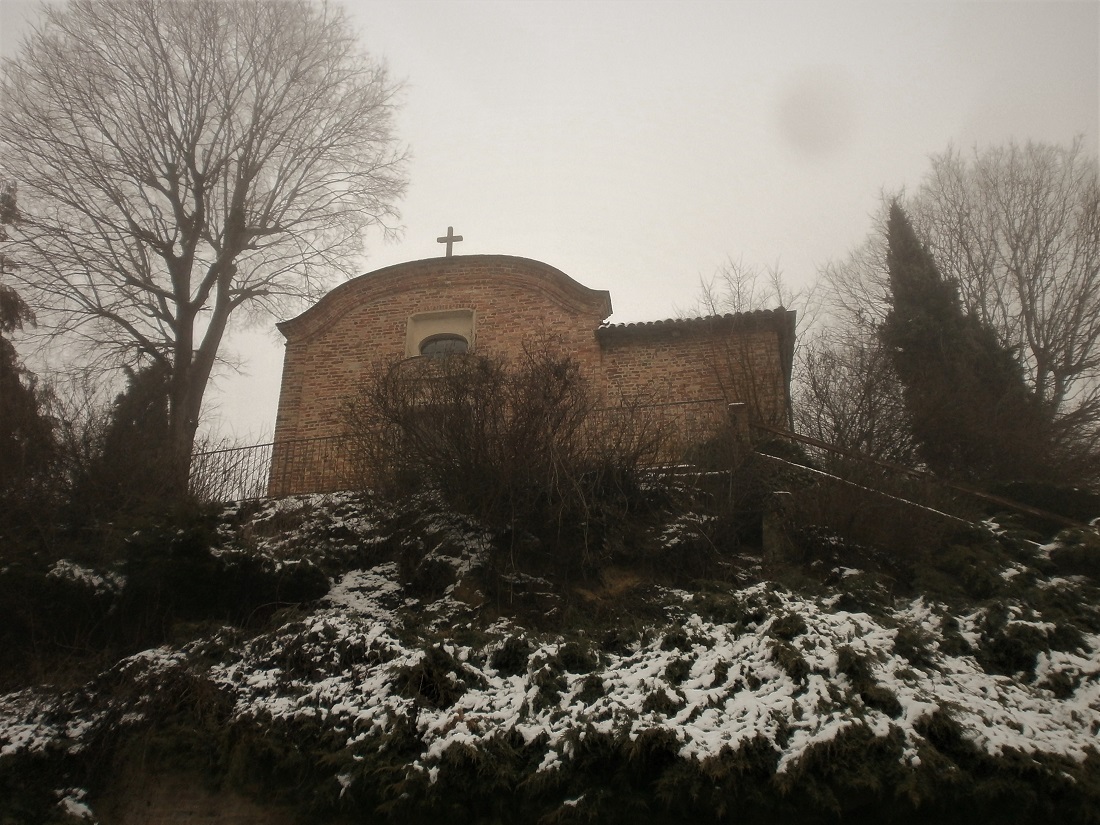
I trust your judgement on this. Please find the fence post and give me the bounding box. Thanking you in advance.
[727,401,751,461]
[762,490,796,567]
[727,402,750,441]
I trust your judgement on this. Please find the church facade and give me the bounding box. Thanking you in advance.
[268,254,794,495]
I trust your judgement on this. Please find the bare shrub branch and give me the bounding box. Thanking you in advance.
[344,347,673,574]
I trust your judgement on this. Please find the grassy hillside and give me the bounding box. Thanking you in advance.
[2,480,1100,824]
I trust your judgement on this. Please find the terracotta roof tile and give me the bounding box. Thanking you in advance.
[596,308,792,337]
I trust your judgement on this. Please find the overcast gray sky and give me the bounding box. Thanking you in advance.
[1,0,1097,443]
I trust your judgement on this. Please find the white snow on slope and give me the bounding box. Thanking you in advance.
[3,495,1099,803]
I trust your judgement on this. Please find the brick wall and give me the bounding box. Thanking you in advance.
[268,255,794,495]
[273,256,611,443]
[598,311,794,425]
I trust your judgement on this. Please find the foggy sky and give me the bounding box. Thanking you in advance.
[1,0,1096,442]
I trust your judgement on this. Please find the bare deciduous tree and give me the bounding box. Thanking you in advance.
[915,140,1100,426]
[343,346,670,575]
[800,212,916,459]
[697,257,801,318]
[795,325,916,465]
[1,0,407,489]
[693,258,811,428]
[816,140,1100,475]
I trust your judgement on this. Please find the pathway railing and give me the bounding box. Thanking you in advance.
[751,422,1092,530]
[190,406,1097,534]
[189,440,274,503]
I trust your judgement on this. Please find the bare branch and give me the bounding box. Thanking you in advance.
[1,0,408,482]
[815,140,1100,479]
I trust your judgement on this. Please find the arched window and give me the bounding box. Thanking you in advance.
[405,309,475,357]
[419,333,469,357]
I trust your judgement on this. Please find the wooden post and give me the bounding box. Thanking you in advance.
[763,490,796,567]
[727,401,750,460]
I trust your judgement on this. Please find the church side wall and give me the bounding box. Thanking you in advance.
[598,326,789,423]
[592,325,789,465]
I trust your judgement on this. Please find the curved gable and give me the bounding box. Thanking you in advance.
[278,255,612,344]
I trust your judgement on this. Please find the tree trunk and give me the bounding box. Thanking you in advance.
[167,364,201,498]
[167,292,233,497]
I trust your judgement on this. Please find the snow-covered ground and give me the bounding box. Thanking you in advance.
[2,492,1099,822]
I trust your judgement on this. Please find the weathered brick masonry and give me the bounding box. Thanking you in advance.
[269,255,794,494]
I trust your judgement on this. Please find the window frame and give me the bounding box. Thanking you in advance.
[405,308,476,358]
[419,333,470,357]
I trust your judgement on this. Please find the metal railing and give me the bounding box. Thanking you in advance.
[751,422,1092,530]
[189,440,275,503]
[267,434,360,497]
[190,409,1097,533]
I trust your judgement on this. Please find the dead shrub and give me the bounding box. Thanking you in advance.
[774,467,967,580]
[344,346,671,576]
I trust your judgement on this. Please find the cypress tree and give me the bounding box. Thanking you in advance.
[67,362,176,525]
[0,287,56,521]
[880,201,1045,482]
[0,186,57,530]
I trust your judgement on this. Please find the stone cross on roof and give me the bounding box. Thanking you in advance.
[436,226,463,257]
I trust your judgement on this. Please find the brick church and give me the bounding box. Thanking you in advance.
[268,251,795,494]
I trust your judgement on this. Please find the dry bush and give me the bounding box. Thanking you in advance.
[344,347,671,573]
[759,454,976,595]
